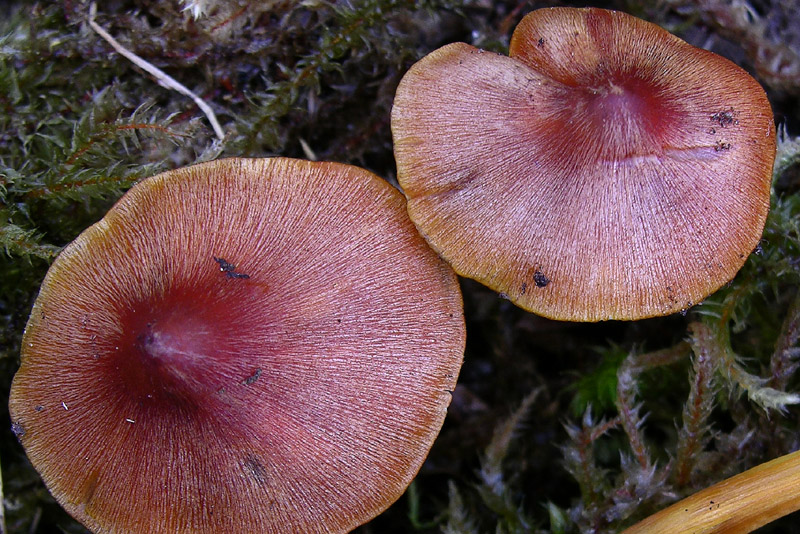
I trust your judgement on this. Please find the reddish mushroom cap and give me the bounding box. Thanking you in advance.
[391,7,776,321]
[9,158,465,533]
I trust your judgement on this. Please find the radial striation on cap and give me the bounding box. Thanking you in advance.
[392,7,776,321]
[9,158,465,533]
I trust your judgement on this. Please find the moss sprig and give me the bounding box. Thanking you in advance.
[672,323,720,488]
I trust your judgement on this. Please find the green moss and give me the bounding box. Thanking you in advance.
[570,345,629,418]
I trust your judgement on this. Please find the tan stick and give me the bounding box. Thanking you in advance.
[623,450,800,534]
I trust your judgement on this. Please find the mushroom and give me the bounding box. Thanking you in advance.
[9,158,465,533]
[391,7,776,321]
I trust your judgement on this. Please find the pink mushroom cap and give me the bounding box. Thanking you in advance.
[9,157,465,533]
[392,7,776,321]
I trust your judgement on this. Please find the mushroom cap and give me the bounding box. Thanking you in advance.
[391,7,776,321]
[9,158,465,533]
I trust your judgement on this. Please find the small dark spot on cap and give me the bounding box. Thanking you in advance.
[665,286,678,304]
[35,405,44,412]
[11,422,24,438]
[244,368,262,385]
[243,454,268,484]
[714,140,731,151]
[520,282,527,295]
[537,37,544,47]
[213,256,250,280]
[534,270,550,288]
[711,108,738,127]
